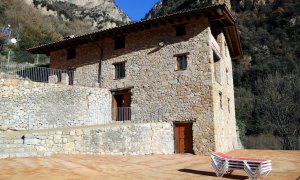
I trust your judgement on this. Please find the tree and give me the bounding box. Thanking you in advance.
[255,73,300,150]
[0,33,4,52]
[235,87,255,140]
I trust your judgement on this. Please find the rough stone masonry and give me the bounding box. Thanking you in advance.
[0,122,174,159]
[0,78,111,130]
[49,15,239,154]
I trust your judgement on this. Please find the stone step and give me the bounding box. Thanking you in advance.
[0,147,26,153]
[0,153,10,159]
[0,146,35,153]
[0,151,38,159]
[0,143,28,148]
[0,143,35,147]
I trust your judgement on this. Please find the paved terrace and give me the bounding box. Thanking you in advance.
[0,150,299,180]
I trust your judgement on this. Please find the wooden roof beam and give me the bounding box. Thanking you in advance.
[186,15,192,21]
[144,24,152,29]
[176,17,183,23]
[151,22,159,28]
[121,28,130,34]
[129,27,138,32]
[160,20,167,26]
[222,9,235,26]
[210,15,226,22]
[137,25,145,31]
[104,32,113,38]
[167,18,175,24]
[194,13,204,20]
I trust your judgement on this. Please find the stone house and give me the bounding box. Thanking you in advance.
[28,4,242,155]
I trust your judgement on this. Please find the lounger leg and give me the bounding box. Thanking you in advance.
[263,170,271,178]
[244,161,263,180]
[243,161,250,179]
[226,170,234,175]
[211,157,226,178]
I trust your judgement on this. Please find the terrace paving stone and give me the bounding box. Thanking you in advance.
[0,150,299,180]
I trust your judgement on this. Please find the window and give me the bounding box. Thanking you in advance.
[228,98,230,113]
[67,48,76,60]
[176,25,186,36]
[214,52,221,83]
[225,42,228,57]
[219,92,223,109]
[115,37,125,50]
[226,68,229,85]
[114,62,126,79]
[176,55,187,70]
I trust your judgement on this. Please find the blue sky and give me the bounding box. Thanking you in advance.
[115,0,159,21]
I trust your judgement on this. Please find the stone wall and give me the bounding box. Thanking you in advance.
[211,33,239,152]
[0,78,112,130]
[49,16,239,154]
[0,122,174,159]
[101,17,216,154]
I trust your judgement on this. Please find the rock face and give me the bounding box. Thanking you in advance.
[145,0,232,20]
[25,0,131,30]
[145,0,297,20]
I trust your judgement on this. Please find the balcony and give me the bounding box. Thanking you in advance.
[0,62,93,87]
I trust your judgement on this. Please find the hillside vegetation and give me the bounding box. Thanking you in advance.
[0,0,93,63]
[146,0,300,149]
[0,0,130,64]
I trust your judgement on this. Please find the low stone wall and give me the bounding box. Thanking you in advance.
[0,78,111,130]
[0,122,174,158]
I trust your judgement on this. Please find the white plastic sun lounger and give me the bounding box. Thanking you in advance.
[211,152,272,180]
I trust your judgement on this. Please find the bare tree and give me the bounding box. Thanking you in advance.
[0,33,5,52]
[256,73,300,150]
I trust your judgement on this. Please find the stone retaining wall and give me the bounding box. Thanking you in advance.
[0,78,111,130]
[0,122,174,159]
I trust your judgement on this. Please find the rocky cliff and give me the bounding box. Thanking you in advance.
[25,0,131,30]
[145,0,231,19]
[145,0,296,19]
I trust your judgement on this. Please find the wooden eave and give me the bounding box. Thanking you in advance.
[27,4,242,60]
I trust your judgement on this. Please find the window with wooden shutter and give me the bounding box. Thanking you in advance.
[114,62,126,79]
[177,55,187,70]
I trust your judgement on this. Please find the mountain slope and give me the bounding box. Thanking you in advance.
[0,0,131,63]
[145,0,232,19]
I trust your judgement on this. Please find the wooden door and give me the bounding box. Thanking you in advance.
[122,93,131,107]
[122,93,131,120]
[113,92,131,121]
[113,95,118,121]
[175,123,193,154]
